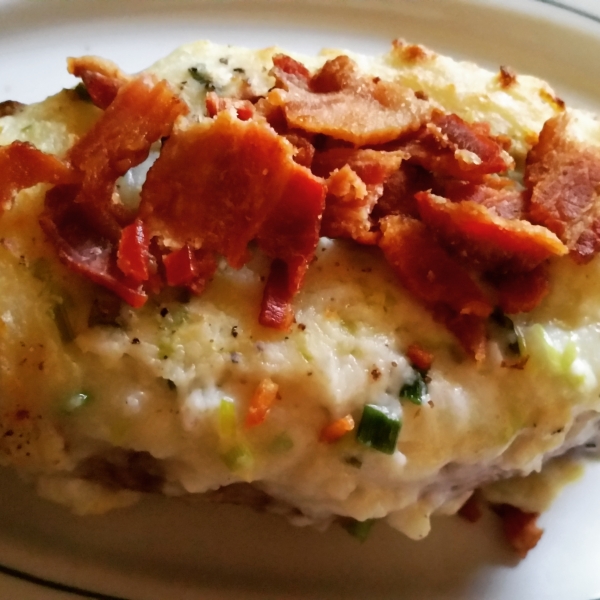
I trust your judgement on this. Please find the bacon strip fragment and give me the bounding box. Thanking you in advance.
[526,112,600,263]
[140,111,325,326]
[313,148,406,242]
[493,504,544,558]
[117,219,150,283]
[39,75,187,307]
[406,343,433,372]
[269,54,432,146]
[379,214,492,358]
[162,245,217,294]
[416,191,567,272]
[205,91,255,121]
[439,178,525,220]
[0,141,75,212]
[40,185,147,308]
[402,113,511,183]
[492,265,550,314]
[68,56,131,109]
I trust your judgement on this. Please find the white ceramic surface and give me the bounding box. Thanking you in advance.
[0,1,600,598]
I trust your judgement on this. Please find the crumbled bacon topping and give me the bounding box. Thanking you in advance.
[492,504,544,558]
[415,191,567,272]
[268,54,432,146]
[140,111,325,327]
[401,112,512,183]
[67,55,131,109]
[526,112,600,263]
[0,141,75,212]
[1,45,596,354]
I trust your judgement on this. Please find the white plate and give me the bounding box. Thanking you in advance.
[1,1,600,598]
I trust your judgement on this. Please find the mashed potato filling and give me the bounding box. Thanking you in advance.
[0,41,599,545]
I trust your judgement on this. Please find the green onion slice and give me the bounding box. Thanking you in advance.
[340,517,377,542]
[356,404,401,455]
[400,370,427,405]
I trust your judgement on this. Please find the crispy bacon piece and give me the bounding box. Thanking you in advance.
[373,163,433,220]
[283,132,315,168]
[162,245,217,294]
[319,415,355,443]
[245,378,279,428]
[321,166,374,242]
[309,55,361,93]
[312,148,406,184]
[40,185,147,308]
[271,54,311,89]
[67,74,188,240]
[259,259,295,329]
[313,148,405,242]
[406,343,433,372]
[205,91,255,121]
[380,215,492,317]
[379,215,492,358]
[0,141,75,212]
[140,111,325,327]
[403,113,511,183]
[117,219,149,283]
[493,504,544,558]
[492,265,550,314]
[38,76,186,307]
[525,112,600,263]
[268,54,431,146]
[416,191,567,272]
[257,167,325,327]
[440,178,525,220]
[67,56,131,109]
[439,310,488,362]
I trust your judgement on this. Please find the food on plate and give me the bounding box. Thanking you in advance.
[1,39,600,556]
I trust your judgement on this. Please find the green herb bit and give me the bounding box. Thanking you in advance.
[53,303,75,343]
[356,404,401,455]
[73,82,92,102]
[63,391,91,413]
[188,66,216,91]
[218,398,237,440]
[340,517,376,543]
[268,433,294,454]
[221,443,253,472]
[400,370,427,405]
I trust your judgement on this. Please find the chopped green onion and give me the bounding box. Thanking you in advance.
[53,303,75,343]
[220,443,253,472]
[340,517,376,542]
[188,66,215,91]
[268,432,294,454]
[63,391,91,413]
[400,370,427,405]
[218,398,237,440]
[356,404,401,455]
